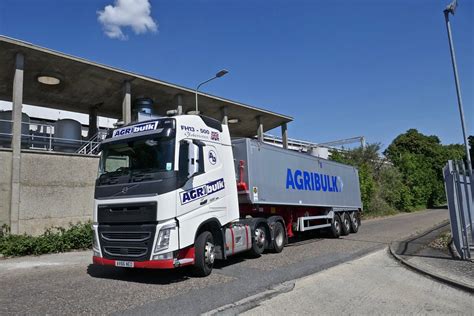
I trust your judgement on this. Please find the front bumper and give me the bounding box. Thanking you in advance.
[93,218,180,261]
[92,246,195,269]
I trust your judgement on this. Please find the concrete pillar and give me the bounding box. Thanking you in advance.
[221,107,228,125]
[175,94,183,115]
[122,81,131,124]
[281,123,288,149]
[10,53,24,234]
[257,116,264,142]
[88,106,98,139]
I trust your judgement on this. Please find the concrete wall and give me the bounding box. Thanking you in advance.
[0,149,99,235]
[0,149,12,228]
[18,151,99,235]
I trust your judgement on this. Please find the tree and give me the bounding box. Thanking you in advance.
[384,129,464,208]
[331,143,396,213]
[331,130,465,214]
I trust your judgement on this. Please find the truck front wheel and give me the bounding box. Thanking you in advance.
[192,231,215,277]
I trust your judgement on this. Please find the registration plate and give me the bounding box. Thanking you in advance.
[115,260,134,268]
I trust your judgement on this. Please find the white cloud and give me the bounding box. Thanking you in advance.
[97,0,158,40]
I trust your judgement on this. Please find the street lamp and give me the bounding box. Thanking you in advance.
[195,69,229,114]
[443,0,472,174]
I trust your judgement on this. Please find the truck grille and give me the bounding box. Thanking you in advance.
[98,224,156,261]
[103,246,148,258]
[97,202,157,224]
[101,231,151,242]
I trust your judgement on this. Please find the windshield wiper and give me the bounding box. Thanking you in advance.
[131,168,159,182]
[99,168,131,185]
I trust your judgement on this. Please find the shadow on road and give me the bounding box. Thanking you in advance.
[392,222,457,261]
[338,236,388,245]
[86,264,191,285]
[86,255,250,283]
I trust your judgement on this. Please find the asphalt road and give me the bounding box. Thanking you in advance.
[0,209,449,315]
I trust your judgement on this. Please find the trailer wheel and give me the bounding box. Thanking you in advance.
[249,225,267,257]
[329,214,342,238]
[340,212,351,236]
[192,231,215,277]
[350,212,359,233]
[271,222,285,253]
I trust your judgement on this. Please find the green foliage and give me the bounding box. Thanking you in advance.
[384,129,465,208]
[357,164,376,209]
[330,128,465,215]
[0,222,92,257]
[331,143,404,215]
[376,164,412,211]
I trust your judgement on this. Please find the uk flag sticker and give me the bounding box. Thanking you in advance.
[211,132,220,141]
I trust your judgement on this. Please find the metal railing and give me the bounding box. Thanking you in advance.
[76,130,108,155]
[0,119,106,156]
[0,118,13,143]
[444,160,473,260]
[263,133,330,151]
[23,121,55,151]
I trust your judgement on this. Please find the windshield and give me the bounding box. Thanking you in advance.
[99,137,175,177]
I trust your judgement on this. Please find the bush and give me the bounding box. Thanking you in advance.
[0,222,93,257]
[331,130,467,216]
[384,129,465,208]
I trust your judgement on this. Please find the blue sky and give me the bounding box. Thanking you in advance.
[0,0,472,149]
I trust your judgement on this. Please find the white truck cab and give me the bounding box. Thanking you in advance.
[93,115,256,276]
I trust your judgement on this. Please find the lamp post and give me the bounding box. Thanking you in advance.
[444,0,472,174]
[195,69,229,114]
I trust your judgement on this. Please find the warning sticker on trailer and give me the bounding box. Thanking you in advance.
[252,187,258,202]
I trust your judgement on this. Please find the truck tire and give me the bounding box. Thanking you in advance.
[350,212,359,233]
[329,214,342,238]
[340,212,351,236]
[271,221,285,253]
[192,231,215,277]
[249,225,267,257]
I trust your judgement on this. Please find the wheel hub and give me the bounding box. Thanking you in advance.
[351,214,358,228]
[204,242,215,265]
[255,228,266,247]
[275,230,284,247]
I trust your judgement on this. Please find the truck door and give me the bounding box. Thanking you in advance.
[177,141,227,219]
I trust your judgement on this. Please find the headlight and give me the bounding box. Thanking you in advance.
[154,223,176,253]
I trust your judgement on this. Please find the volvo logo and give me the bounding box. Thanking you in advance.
[121,186,129,194]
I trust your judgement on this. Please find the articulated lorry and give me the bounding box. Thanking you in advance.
[92,115,362,276]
